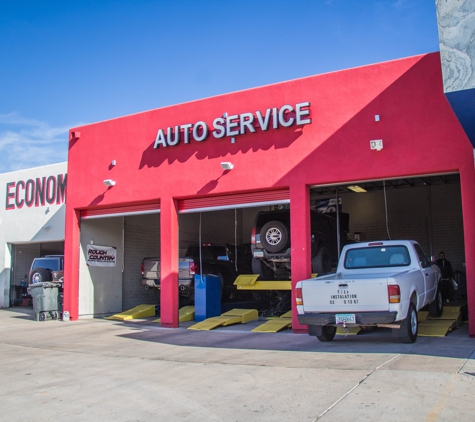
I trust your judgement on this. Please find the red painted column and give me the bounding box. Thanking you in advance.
[160,196,179,328]
[290,183,311,333]
[460,163,475,337]
[63,208,80,320]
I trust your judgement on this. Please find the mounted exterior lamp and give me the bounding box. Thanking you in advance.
[220,162,234,170]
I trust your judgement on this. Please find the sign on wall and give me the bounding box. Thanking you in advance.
[5,173,67,210]
[86,245,117,267]
[153,102,311,148]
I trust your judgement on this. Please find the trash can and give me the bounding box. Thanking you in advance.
[194,274,221,321]
[27,282,61,321]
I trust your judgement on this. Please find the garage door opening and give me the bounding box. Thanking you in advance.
[309,173,466,305]
[79,208,160,318]
[9,241,64,307]
[177,193,291,317]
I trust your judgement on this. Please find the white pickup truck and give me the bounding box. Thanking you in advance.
[295,240,443,343]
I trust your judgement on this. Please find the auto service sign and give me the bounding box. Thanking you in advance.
[153,101,311,148]
[86,245,117,267]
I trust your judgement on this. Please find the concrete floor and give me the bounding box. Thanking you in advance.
[1,307,475,421]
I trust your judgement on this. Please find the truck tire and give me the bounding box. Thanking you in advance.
[428,286,444,317]
[312,247,332,276]
[260,221,289,253]
[395,302,418,343]
[252,258,274,280]
[316,325,337,342]
[29,268,50,284]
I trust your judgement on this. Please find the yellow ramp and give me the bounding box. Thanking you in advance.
[234,274,291,290]
[188,308,258,331]
[252,310,293,333]
[153,306,195,323]
[432,306,463,326]
[105,304,156,321]
[418,311,429,321]
[336,326,361,335]
[417,304,462,337]
[419,319,458,337]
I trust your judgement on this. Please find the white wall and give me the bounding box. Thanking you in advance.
[0,162,67,308]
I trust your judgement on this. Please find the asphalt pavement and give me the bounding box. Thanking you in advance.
[1,307,475,421]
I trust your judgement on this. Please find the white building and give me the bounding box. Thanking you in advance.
[0,162,67,308]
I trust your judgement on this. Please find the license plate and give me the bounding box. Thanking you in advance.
[253,251,264,258]
[335,314,356,325]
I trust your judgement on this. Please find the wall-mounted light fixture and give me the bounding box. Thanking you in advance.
[347,185,367,193]
[375,114,380,122]
[220,162,234,170]
[111,160,116,166]
[370,139,383,151]
[103,179,116,187]
[70,131,81,141]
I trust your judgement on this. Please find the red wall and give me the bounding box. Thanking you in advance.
[64,53,475,335]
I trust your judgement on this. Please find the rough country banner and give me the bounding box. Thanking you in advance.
[86,245,117,267]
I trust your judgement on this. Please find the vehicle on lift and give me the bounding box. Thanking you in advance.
[295,240,444,343]
[29,255,64,285]
[251,209,349,280]
[141,243,253,302]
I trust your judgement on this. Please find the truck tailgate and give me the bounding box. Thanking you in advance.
[142,258,160,279]
[142,258,195,280]
[301,277,390,313]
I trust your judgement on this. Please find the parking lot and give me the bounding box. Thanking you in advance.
[1,307,475,421]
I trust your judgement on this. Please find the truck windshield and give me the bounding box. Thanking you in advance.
[33,258,60,270]
[344,246,410,269]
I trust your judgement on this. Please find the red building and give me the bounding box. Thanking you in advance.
[64,52,475,336]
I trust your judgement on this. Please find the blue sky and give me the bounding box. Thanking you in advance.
[0,0,440,173]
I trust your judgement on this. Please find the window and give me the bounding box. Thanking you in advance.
[344,246,410,269]
[414,244,431,268]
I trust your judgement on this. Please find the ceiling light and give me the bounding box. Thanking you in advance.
[347,185,367,193]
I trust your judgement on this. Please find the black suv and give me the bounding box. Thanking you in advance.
[251,209,349,280]
[29,255,64,284]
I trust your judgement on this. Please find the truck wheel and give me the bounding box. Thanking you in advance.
[260,221,289,253]
[428,286,444,317]
[252,258,274,280]
[30,268,50,284]
[396,302,418,343]
[316,325,336,342]
[312,247,332,276]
